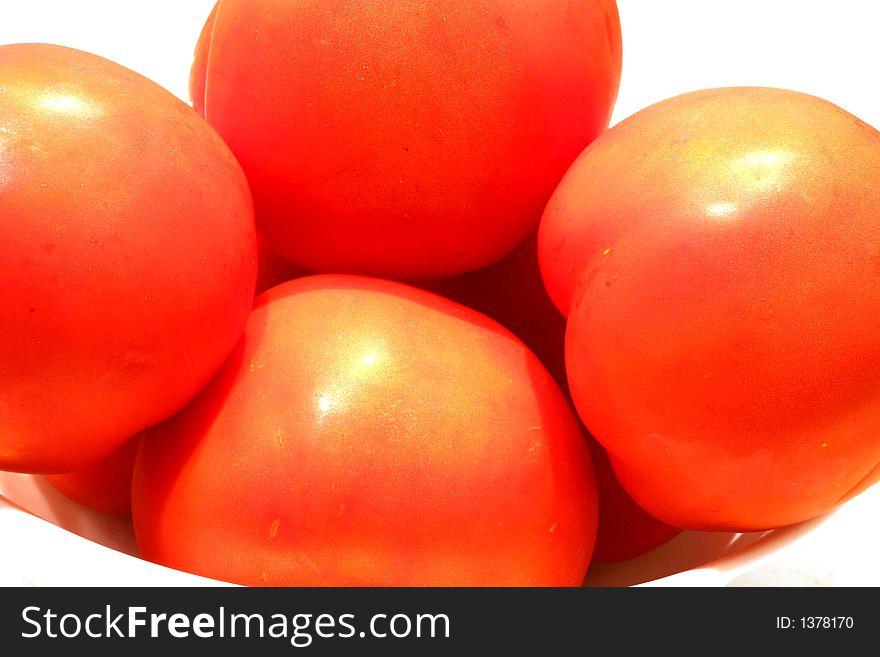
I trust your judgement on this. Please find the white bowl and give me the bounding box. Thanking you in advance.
[588,481,880,586]
[3,469,879,587]
[0,472,231,587]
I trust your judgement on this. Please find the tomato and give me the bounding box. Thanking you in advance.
[0,44,257,474]
[192,0,621,280]
[132,275,597,586]
[541,87,880,531]
[44,434,142,516]
[422,233,681,563]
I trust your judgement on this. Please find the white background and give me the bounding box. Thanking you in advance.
[611,0,880,128]
[2,1,880,586]
[1,0,878,128]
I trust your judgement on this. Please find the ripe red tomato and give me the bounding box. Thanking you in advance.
[0,44,257,474]
[44,434,142,516]
[541,87,880,531]
[132,275,597,586]
[192,0,621,280]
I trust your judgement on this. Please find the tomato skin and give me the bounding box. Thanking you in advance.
[0,44,257,474]
[44,434,142,516]
[546,87,880,531]
[132,275,597,586]
[194,7,304,300]
[422,232,569,390]
[586,440,682,563]
[196,0,621,280]
[423,233,681,562]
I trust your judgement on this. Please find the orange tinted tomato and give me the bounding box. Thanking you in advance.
[133,275,597,586]
[542,87,880,531]
[0,44,257,473]
[192,0,621,280]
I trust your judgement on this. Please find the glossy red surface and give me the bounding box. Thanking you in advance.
[133,275,597,586]
[192,0,621,280]
[0,44,257,474]
[541,87,880,531]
